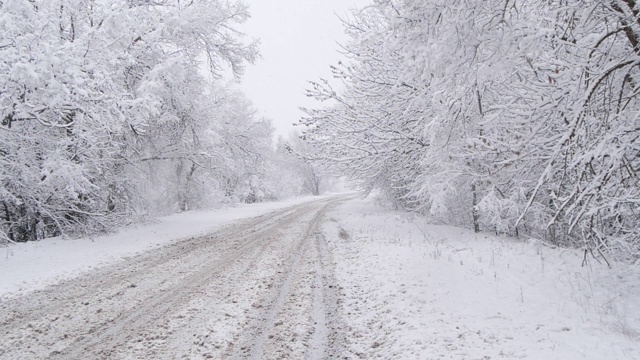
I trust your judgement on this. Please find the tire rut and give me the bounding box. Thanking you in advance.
[227,196,347,359]
[0,195,353,360]
[56,204,318,360]
[0,204,301,328]
[0,201,320,359]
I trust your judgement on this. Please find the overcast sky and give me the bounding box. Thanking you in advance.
[231,0,370,138]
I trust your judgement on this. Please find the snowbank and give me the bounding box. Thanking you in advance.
[323,197,640,359]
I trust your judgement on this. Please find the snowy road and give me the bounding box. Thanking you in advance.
[2,195,637,359]
[0,196,348,359]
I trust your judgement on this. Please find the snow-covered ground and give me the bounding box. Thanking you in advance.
[0,195,333,298]
[0,195,348,359]
[322,197,640,359]
[2,195,639,359]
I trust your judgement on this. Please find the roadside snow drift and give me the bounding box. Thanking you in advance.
[322,197,640,359]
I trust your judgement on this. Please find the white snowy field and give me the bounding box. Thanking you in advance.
[322,198,640,359]
[0,195,334,298]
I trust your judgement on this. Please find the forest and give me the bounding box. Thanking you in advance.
[0,0,324,243]
[302,0,640,261]
[2,0,640,262]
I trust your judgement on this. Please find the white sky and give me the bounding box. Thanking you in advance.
[231,0,370,138]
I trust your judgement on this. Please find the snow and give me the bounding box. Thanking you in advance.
[2,194,639,358]
[322,197,640,359]
[0,195,333,298]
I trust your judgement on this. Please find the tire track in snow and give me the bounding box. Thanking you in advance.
[246,210,323,359]
[0,204,301,329]
[0,195,352,360]
[0,200,322,360]
[308,230,344,359]
[229,196,348,359]
[57,204,316,360]
[308,232,330,360]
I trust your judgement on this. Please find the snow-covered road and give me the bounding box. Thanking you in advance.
[1,195,638,359]
[0,196,348,359]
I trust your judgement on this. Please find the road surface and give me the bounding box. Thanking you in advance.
[0,196,349,359]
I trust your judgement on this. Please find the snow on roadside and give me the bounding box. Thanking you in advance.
[323,197,640,359]
[0,195,334,299]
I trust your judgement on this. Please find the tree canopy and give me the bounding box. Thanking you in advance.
[302,0,640,259]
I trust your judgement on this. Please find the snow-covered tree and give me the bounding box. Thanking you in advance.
[284,130,330,196]
[303,0,640,259]
[0,0,258,242]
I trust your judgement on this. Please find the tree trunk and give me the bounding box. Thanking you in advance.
[471,182,480,233]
